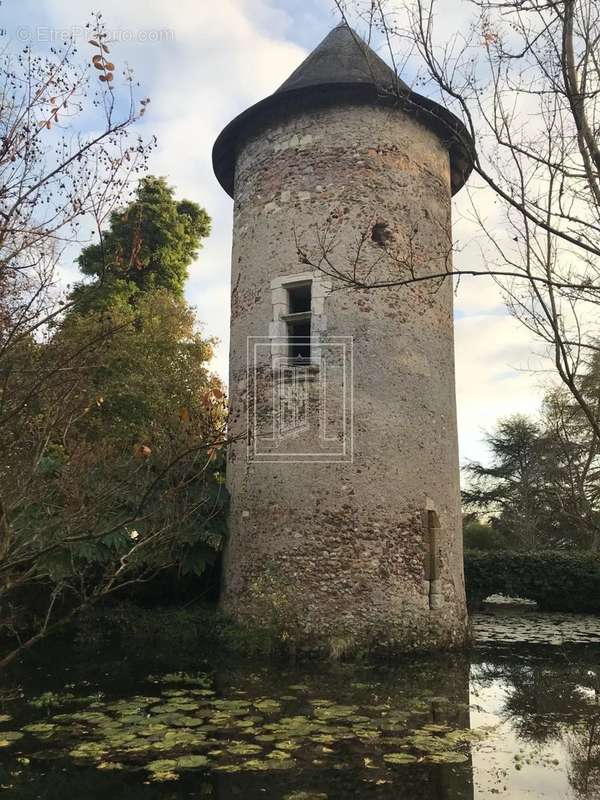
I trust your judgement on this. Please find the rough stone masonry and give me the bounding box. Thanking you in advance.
[212,23,475,654]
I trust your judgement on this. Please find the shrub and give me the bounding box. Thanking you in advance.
[464,550,600,613]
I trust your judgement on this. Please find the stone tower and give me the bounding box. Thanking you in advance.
[213,24,473,653]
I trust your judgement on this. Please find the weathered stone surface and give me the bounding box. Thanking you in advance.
[221,99,467,655]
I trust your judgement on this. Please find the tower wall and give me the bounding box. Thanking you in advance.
[223,102,467,653]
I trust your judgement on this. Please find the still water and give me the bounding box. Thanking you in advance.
[1,606,599,799]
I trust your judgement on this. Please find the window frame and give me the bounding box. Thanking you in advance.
[282,281,312,361]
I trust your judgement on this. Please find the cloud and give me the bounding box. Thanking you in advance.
[7,0,550,466]
[455,305,549,465]
[11,0,306,386]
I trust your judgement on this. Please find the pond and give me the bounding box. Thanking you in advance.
[1,606,599,799]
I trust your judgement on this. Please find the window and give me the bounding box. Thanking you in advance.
[287,283,311,314]
[285,282,312,360]
[288,318,311,359]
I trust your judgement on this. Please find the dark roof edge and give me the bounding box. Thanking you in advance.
[212,83,475,199]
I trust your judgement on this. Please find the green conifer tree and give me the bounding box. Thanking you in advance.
[71,175,211,312]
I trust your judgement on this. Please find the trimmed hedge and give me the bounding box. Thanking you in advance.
[464,550,600,613]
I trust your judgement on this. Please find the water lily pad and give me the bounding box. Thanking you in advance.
[346,714,372,723]
[150,672,212,687]
[445,728,485,744]
[267,748,293,760]
[254,699,281,713]
[420,724,452,734]
[69,741,108,759]
[383,752,419,765]
[213,763,242,772]
[353,727,381,740]
[147,758,177,772]
[23,721,56,733]
[227,741,263,755]
[159,703,195,714]
[402,734,453,754]
[176,754,209,769]
[0,731,24,747]
[422,752,469,764]
[149,769,179,782]
[313,705,357,720]
[243,757,296,771]
[234,717,259,728]
[170,714,205,728]
[70,712,111,725]
[284,793,328,800]
[276,739,301,751]
[118,713,149,725]
[122,737,154,752]
[0,714,12,724]
[105,732,138,746]
[310,734,337,744]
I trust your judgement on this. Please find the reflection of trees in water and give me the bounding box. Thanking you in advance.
[473,648,599,740]
[473,647,600,798]
[566,715,600,799]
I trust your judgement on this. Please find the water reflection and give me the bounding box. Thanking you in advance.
[0,616,598,800]
[471,646,600,798]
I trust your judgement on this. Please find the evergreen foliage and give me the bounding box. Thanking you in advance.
[464,550,600,613]
[70,176,211,313]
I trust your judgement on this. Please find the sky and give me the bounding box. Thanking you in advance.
[3,0,547,466]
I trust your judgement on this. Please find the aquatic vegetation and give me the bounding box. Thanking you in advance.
[27,691,77,710]
[0,731,24,747]
[148,672,213,687]
[0,668,482,784]
[254,698,281,712]
[383,753,418,765]
[175,754,209,768]
[422,752,469,764]
[2,609,600,799]
[21,722,55,737]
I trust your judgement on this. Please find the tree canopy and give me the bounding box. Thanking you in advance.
[463,416,550,549]
[463,354,600,551]
[0,167,225,667]
[70,176,211,313]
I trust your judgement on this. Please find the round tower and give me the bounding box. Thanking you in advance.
[213,24,474,653]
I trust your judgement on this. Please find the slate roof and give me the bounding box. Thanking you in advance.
[212,23,474,197]
[276,23,409,95]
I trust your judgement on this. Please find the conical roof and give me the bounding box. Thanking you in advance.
[276,23,409,95]
[212,23,473,197]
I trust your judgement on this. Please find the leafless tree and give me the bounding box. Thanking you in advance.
[306,0,600,445]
